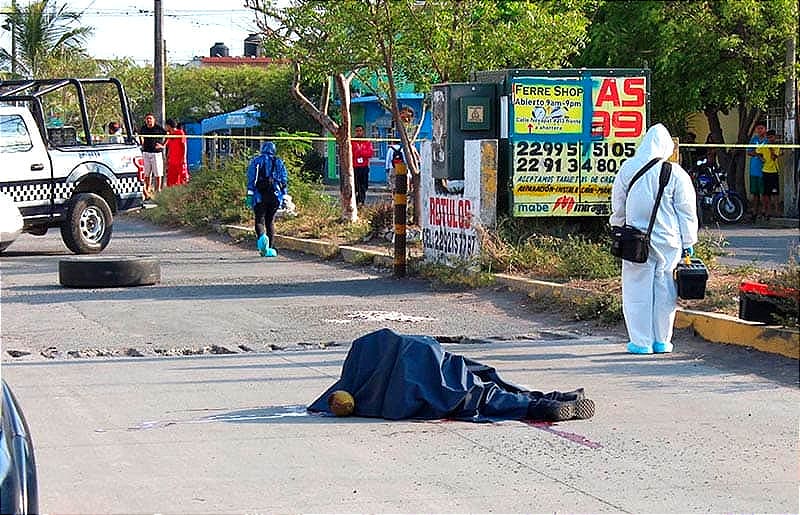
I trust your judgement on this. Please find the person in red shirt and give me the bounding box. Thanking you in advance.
[351,124,373,205]
[165,119,189,187]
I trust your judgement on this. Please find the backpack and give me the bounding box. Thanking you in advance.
[254,155,275,193]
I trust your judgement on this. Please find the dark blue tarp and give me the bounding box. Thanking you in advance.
[308,328,538,421]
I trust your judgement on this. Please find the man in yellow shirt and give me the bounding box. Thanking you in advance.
[757,130,782,218]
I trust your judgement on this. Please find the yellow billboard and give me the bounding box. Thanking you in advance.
[511,73,649,217]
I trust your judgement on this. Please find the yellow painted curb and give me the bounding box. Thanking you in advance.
[495,273,799,360]
[675,309,799,360]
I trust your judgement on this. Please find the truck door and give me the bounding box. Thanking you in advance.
[0,112,54,219]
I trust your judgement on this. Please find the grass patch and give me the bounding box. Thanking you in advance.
[141,157,250,229]
[418,261,495,289]
[571,292,624,325]
[480,216,619,280]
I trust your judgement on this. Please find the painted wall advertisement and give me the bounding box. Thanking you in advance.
[421,140,497,264]
[510,72,649,217]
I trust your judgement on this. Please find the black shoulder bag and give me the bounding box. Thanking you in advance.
[254,156,275,193]
[610,160,672,263]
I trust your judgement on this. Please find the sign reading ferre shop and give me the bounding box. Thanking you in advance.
[509,69,650,217]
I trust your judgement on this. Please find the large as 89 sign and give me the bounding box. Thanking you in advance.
[591,77,646,138]
[586,76,647,178]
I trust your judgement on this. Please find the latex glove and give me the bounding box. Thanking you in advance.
[245,194,253,209]
[682,246,694,258]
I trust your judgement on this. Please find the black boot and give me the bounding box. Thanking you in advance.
[526,397,595,422]
[542,388,586,402]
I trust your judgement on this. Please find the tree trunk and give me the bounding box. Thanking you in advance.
[288,62,356,222]
[333,73,357,222]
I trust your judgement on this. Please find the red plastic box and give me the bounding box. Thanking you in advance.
[738,281,800,324]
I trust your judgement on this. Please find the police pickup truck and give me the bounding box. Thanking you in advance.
[0,78,144,253]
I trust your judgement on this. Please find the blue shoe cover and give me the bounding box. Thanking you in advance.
[265,248,277,258]
[257,234,269,256]
[627,342,653,354]
[653,341,673,353]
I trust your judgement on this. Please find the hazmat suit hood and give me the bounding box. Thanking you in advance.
[628,123,674,169]
[609,123,675,228]
[260,141,276,155]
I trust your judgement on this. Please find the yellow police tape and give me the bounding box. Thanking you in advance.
[124,133,413,142]
[679,143,800,149]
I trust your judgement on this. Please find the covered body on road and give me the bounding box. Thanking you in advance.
[309,328,593,422]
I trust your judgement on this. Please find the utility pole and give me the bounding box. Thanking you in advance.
[784,34,797,217]
[3,0,18,76]
[153,0,165,125]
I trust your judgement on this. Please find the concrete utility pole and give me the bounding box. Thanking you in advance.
[153,0,165,125]
[3,0,18,76]
[784,34,797,217]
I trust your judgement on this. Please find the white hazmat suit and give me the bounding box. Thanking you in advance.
[610,124,698,354]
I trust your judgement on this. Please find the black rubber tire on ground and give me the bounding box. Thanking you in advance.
[713,194,745,223]
[59,256,161,288]
[60,193,113,254]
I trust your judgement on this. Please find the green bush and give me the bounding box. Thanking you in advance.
[556,234,620,280]
[141,156,250,229]
[694,230,728,267]
[140,132,338,232]
[480,216,619,280]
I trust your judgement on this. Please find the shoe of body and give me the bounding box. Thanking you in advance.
[537,388,586,402]
[526,398,595,421]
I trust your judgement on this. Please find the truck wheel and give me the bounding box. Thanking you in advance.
[60,193,113,254]
[59,256,160,288]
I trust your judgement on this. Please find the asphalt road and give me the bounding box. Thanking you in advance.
[1,216,798,513]
[708,221,799,269]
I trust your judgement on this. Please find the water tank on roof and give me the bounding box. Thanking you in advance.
[244,34,261,57]
[210,42,229,57]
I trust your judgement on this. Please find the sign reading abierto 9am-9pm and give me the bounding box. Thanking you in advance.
[509,70,650,217]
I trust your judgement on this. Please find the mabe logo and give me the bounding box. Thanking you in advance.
[552,195,576,214]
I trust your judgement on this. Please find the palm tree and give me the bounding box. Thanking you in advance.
[1,0,93,78]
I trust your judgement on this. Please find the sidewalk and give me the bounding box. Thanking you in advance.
[218,223,799,360]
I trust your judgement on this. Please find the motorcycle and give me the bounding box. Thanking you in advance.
[689,157,746,224]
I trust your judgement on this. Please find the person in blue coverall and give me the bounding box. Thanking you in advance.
[246,141,288,257]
